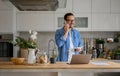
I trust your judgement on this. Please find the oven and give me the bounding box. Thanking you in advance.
[0,34,13,61]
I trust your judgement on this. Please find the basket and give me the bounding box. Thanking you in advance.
[11,58,25,65]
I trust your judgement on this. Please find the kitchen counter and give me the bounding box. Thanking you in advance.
[0,61,120,76]
[0,61,120,71]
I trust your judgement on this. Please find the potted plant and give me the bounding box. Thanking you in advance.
[96,38,105,49]
[95,38,105,57]
[26,30,38,64]
[50,49,58,64]
[114,49,120,60]
[114,33,120,43]
[11,30,38,64]
[48,39,58,64]
[11,36,29,60]
[50,54,58,64]
[96,39,105,44]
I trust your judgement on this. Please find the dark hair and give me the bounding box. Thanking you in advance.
[64,13,74,20]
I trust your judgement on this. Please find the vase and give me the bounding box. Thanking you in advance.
[20,48,28,61]
[27,48,36,64]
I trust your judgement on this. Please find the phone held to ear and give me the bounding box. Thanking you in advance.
[64,22,71,29]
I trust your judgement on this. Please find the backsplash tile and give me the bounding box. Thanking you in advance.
[20,31,120,52]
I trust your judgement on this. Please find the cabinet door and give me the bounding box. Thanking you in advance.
[73,0,91,13]
[110,14,120,31]
[55,13,91,31]
[111,0,120,13]
[54,14,64,30]
[0,11,13,33]
[92,0,110,13]
[92,13,119,31]
[55,0,72,13]
[74,14,92,31]
[92,14,110,31]
[17,12,55,32]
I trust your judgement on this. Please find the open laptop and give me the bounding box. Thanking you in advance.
[70,54,91,64]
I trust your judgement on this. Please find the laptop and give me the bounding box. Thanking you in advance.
[70,54,91,64]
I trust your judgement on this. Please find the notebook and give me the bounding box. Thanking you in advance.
[70,54,91,64]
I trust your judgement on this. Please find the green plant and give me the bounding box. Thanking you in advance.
[11,36,37,49]
[26,39,37,49]
[114,49,120,55]
[52,54,58,58]
[11,36,28,49]
[114,38,119,43]
[51,49,58,58]
[11,30,38,49]
[96,39,105,44]
[114,33,120,43]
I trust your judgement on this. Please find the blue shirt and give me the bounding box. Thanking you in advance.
[55,28,83,62]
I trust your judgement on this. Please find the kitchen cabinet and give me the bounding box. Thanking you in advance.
[55,13,91,31]
[0,10,13,33]
[74,13,92,31]
[110,14,120,31]
[92,0,110,13]
[73,0,91,13]
[54,13,64,30]
[111,0,120,13]
[92,14,110,31]
[55,0,72,13]
[92,13,120,31]
[16,12,55,32]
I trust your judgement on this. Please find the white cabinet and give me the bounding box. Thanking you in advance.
[0,10,13,33]
[74,13,92,31]
[73,0,91,13]
[92,13,120,31]
[110,14,120,31]
[55,13,91,31]
[111,0,120,13]
[17,12,55,32]
[92,0,120,31]
[92,0,110,13]
[92,14,110,31]
[54,13,64,30]
[55,0,72,13]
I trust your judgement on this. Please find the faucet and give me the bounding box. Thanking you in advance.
[48,39,56,59]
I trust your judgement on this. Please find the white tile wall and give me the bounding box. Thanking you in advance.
[20,32,120,51]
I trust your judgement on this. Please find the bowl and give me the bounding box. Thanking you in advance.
[11,58,25,65]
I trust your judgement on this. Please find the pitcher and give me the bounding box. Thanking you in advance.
[28,48,36,64]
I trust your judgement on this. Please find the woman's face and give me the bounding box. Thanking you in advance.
[65,15,75,28]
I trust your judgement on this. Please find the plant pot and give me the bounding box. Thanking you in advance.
[20,48,28,61]
[50,58,56,64]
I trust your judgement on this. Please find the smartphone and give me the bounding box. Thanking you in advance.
[64,22,71,29]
